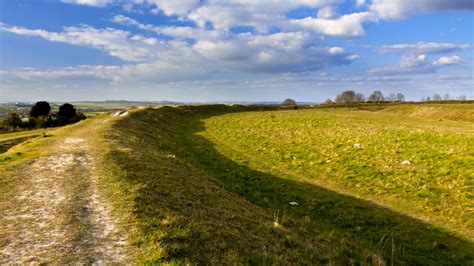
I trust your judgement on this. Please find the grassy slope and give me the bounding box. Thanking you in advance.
[202,106,474,239]
[98,105,473,264]
[380,104,474,122]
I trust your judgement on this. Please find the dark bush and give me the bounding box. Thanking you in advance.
[70,112,87,123]
[58,103,76,120]
[30,101,51,118]
[282,98,297,107]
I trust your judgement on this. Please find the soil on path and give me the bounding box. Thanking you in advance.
[0,119,128,264]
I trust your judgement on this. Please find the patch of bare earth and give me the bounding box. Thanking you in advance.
[0,137,128,264]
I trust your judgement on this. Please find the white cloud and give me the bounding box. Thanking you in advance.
[61,0,117,7]
[146,0,200,16]
[62,0,474,39]
[400,54,427,67]
[370,0,474,19]
[113,15,227,41]
[433,55,463,66]
[356,0,366,7]
[369,54,464,76]
[290,12,377,37]
[0,22,164,62]
[317,6,338,19]
[374,42,471,55]
[329,47,345,54]
[0,18,360,88]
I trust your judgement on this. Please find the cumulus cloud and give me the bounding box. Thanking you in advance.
[113,15,227,41]
[317,6,339,19]
[61,0,474,39]
[374,42,471,55]
[0,16,360,87]
[433,55,463,66]
[370,0,474,19]
[147,0,200,16]
[0,22,164,62]
[369,54,464,76]
[290,12,377,37]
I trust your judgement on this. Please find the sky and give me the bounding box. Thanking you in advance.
[0,0,473,102]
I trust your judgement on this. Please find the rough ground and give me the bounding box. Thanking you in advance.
[0,119,128,264]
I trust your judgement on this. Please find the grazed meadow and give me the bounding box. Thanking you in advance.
[1,103,473,264]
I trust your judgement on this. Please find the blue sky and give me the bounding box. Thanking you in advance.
[0,0,472,102]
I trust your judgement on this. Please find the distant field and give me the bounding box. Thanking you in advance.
[0,101,156,118]
[96,103,473,264]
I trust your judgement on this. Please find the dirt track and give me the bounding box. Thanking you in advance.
[0,124,128,263]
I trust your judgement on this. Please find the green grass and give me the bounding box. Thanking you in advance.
[96,104,473,264]
[201,106,474,239]
[380,104,474,122]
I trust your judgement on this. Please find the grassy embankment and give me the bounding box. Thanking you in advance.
[96,104,473,264]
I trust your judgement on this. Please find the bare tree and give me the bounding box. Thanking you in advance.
[355,93,365,103]
[386,93,397,102]
[433,93,442,101]
[323,98,334,105]
[443,93,450,101]
[457,95,467,100]
[368,90,385,102]
[395,93,405,102]
[335,90,356,103]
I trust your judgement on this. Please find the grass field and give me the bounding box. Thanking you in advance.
[201,106,474,238]
[95,104,473,264]
[1,103,473,264]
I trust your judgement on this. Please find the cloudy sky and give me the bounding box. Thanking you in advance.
[0,0,472,102]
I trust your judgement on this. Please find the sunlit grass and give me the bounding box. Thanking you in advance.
[202,107,474,239]
[98,104,473,264]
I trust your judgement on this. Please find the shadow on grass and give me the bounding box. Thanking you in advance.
[0,135,39,154]
[109,105,474,264]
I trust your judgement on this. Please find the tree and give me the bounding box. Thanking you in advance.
[355,93,365,103]
[457,95,467,100]
[395,93,405,102]
[335,90,356,103]
[323,98,334,105]
[386,93,397,102]
[3,113,23,128]
[281,98,297,107]
[433,93,442,101]
[29,101,51,118]
[58,103,77,120]
[368,90,385,102]
[443,93,450,101]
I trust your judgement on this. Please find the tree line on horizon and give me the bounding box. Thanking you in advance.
[421,93,467,102]
[324,90,406,104]
[1,101,86,132]
[281,90,470,107]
